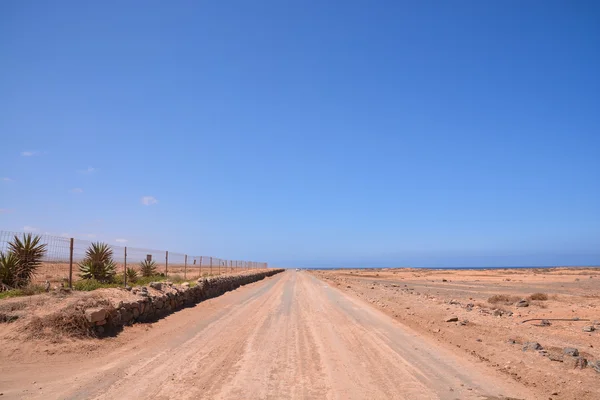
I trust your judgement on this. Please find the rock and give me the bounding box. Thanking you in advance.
[564,347,579,357]
[132,288,139,294]
[141,286,148,292]
[466,303,474,308]
[445,317,459,322]
[536,319,551,326]
[181,282,190,288]
[507,339,517,344]
[591,360,600,373]
[583,325,595,332]
[132,308,140,318]
[149,282,162,290]
[125,285,132,291]
[96,326,104,335]
[493,309,504,316]
[95,319,106,326]
[564,357,588,369]
[515,299,529,307]
[476,338,482,342]
[84,308,107,324]
[548,354,563,362]
[522,342,542,351]
[442,279,447,282]
[449,299,459,305]
[459,320,468,326]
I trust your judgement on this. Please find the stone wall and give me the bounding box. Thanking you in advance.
[85,269,285,335]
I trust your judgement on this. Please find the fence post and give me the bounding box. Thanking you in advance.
[165,251,169,278]
[124,247,128,287]
[218,259,220,276]
[199,256,202,278]
[184,255,187,280]
[68,238,74,288]
[210,256,212,276]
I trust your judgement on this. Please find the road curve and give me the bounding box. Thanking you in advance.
[2,271,535,399]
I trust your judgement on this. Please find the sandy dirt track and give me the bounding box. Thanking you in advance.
[0,271,535,399]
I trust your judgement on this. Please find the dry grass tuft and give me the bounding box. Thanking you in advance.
[487,294,521,304]
[528,292,549,301]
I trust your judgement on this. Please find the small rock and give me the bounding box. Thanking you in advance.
[84,308,107,324]
[449,299,459,305]
[522,342,542,351]
[540,319,551,326]
[583,325,595,332]
[181,282,190,288]
[515,299,529,307]
[548,354,563,362]
[445,316,459,322]
[96,325,104,335]
[149,282,162,290]
[442,279,447,282]
[493,309,504,317]
[459,320,468,326]
[564,347,579,357]
[591,360,600,373]
[507,339,517,344]
[476,338,482,342]
[125,285,132,291]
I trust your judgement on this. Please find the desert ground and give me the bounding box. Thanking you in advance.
[0,268,597,399]
[310,267,600,400]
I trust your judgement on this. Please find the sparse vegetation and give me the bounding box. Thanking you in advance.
[140,259,157,277]
[528,292,548,301]
[78,242,116,282]
[487,294,521,304]
[73,279,120,291]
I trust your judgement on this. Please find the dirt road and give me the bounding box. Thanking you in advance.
[1,271,535,399]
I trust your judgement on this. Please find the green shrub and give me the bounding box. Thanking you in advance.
[139,260,157,277]
[73,279,119,291]
[78,242,116,282]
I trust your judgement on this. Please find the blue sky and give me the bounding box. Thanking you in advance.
[1,1,599,268]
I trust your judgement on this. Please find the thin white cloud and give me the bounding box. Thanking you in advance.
[70,188,84,194]
[0,208,14,214]
[23,225,39,232]
[78,167,97,174]
[115,238,127,243]
[1,177,13,182]
[141,196,158,206]
[21,151,39,157]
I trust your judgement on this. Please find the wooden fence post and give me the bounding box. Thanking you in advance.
[165,251,169,278]
[68,238,74,288]
[124,247,128,287]
[210,257,212,276]
[184,255,187,280]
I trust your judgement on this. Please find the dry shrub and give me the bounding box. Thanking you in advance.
[528,292,549,301]
[21,297,111,340]
[487,294,521,304]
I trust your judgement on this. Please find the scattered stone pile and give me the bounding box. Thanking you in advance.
[85,270,284,335]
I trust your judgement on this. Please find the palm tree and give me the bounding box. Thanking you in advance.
[7,233,47,287]
[78,242,116,282]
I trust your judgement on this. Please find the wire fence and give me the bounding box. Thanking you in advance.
[0,231,268,287]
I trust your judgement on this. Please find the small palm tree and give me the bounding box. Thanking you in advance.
[0,251,19,290]
[139,259,157,277]
[78,242,116,282]
[7,233,47,287]
[126,267,138,283]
